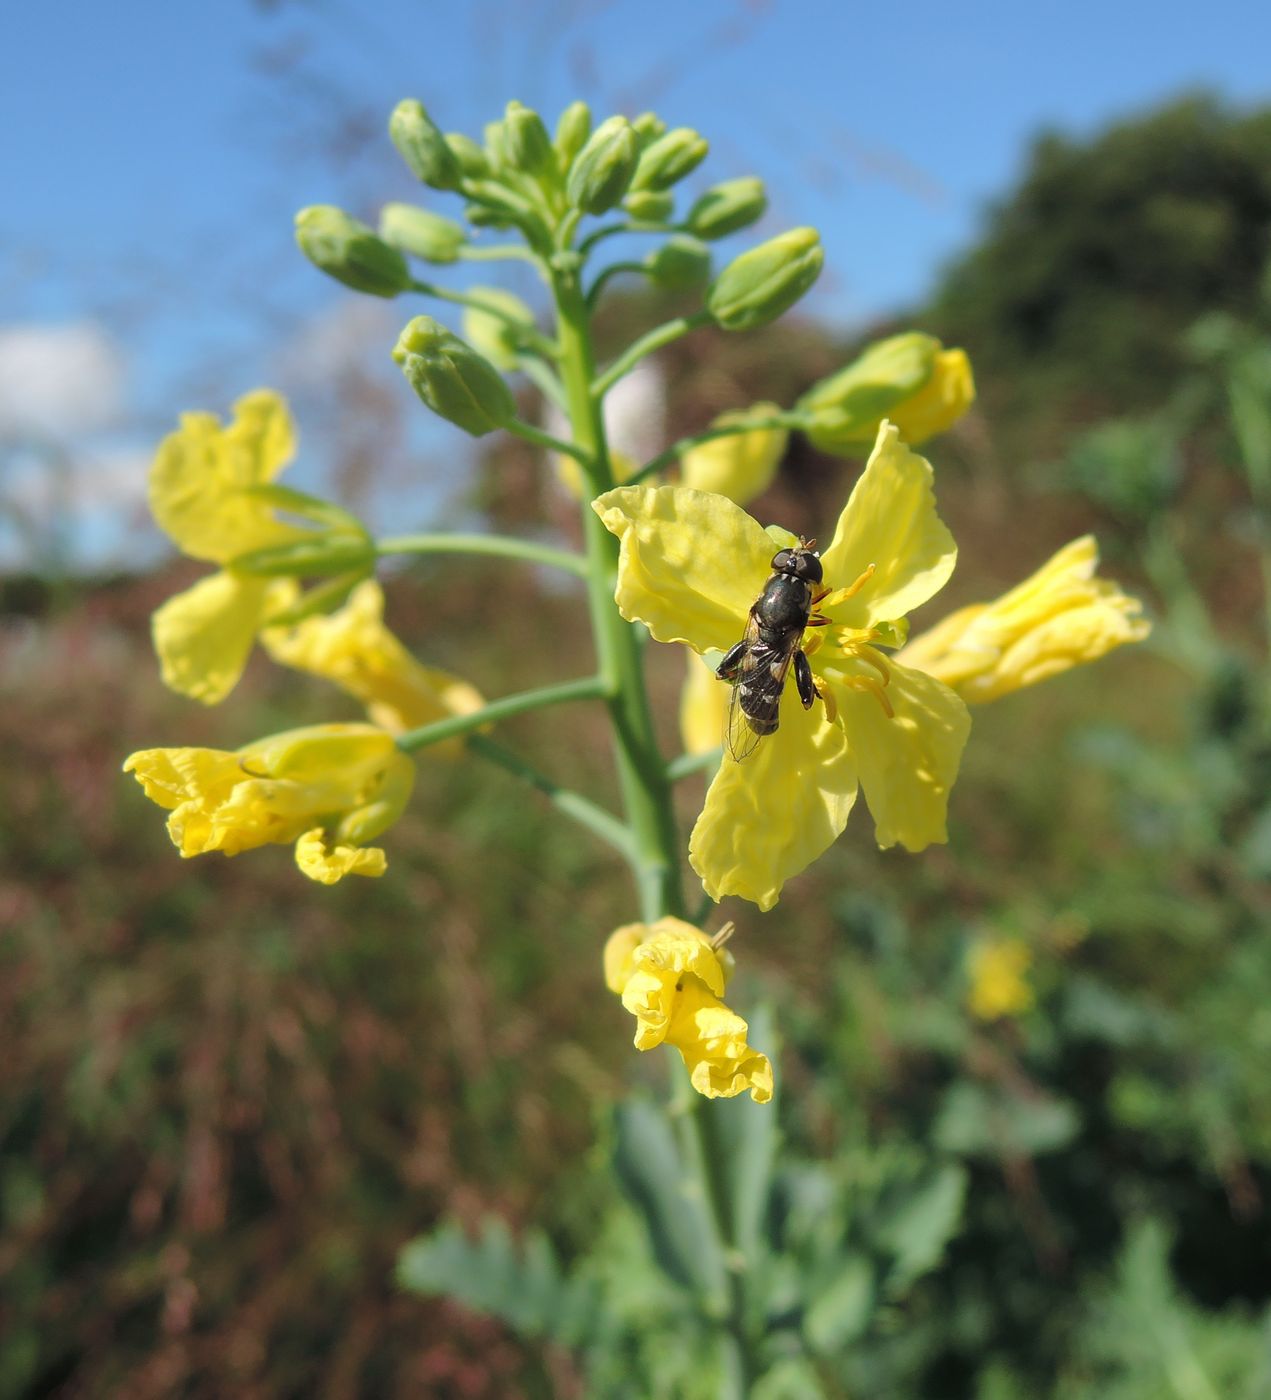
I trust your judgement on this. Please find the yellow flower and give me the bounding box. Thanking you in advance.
[595,421,970,911]
[966,937,1034,1020]
[899,536,1150,704]
[148,390,309,704]
[123,722,415,883]
[679,402,787,505]
[261,580,484,745]
[604,917,773,1103]
[884,348,975,447]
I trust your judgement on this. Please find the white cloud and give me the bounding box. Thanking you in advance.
[0,322,126,437]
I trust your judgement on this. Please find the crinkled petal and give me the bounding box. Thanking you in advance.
[152,571,294,705]
[828,658,969,852]
[690,686,858,911]
[149,389,304,563]
[818,422,956,628]
[667,980,773,1104]
[295,828,388,883]
[593,485,773,654]
[123,745,242,815]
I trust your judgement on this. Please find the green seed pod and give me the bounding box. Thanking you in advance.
[566,116,639,215]
[632,112,666,146]
[643,235,711,291]
[389,100,461,190]
[553,100,592,170]
[685,177,768,240]
[462,287,537,370]
[622,189,674,222]
[706,227,824,332]
[378,203,468,264]
[294,206,411,298]
[445,131,490,180]
[503,100,555,180]
[392,315,517,437]
[632,127,709,191]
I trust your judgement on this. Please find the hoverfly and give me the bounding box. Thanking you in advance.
[716,539,830,760]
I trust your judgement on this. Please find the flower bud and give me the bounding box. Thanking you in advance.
[294,206,411,298]
[643,235,711,291]
[378,203,467,264]
[461,287,536,370]
[566,116,639,215]
[622,189,674,223]
[553,100,591,170]
[389,100,461,190]
[392,315,517,437]
[685,177,767,240]
[706,228,823,332]
[632,112,666,145]
[632,127,709,191]
[503,100,555,180]
[464,203,517,230]
[445,131,489,180]
[798,333,975,455]
[483,119,510,172]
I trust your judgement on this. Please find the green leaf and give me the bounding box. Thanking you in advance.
[872,1163,967,1295]
[803,1254,875,1355]
[611,1097,728,1307]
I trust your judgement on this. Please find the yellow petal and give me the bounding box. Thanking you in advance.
[885,348,975,446]
[593,484,773,654]
[679,402,787,505]
[153,571,295,705]
[149,389,304,563]
[667,979,774,1104]
[899,536,1151,703]
[261,580,484,745]
[689,686,858,911]
[827,658,969,852]
[603,924,646,994]
[679,652,729,757]
[818,422,956,629]
[295,828,388,883]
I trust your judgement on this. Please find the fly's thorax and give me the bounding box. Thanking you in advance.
[754,572,813,636]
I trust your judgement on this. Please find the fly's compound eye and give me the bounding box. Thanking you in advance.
[797,551,824,584]
[770,548,794,573]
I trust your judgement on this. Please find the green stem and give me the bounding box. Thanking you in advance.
[628,413,804,487]
[667,746,723,782]
[457,243,541,265]
[506,418,591,461]
[467,734,634,858]
[592,311,712,398]
[409,279,558,358]
[586,261,648,311]
[577,220,676,257]
[518,356,568,411]
[552,263,684,922]
[376,532,586,578]
[394,675,608,753]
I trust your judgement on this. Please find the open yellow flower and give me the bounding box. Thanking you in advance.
[261,580,484,746]
[604,917,773,1103]
[124,722,415,883]
[149,390,309,704]
[596,422,970,911]
[966,937,1034,1021]
[899,536,1150,703]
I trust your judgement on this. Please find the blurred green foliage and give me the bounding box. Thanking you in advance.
[6,93,1271,1396]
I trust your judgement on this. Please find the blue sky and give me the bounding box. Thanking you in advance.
[2,0,1270,568]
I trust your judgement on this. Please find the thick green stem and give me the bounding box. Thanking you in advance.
[377,531,586,578]
[552,265,684,922]
[395,675,608,753]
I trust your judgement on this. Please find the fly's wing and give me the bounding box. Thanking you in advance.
[725,637,794,762]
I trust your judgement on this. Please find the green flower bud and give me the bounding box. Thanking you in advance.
[685,177,768,240]
[446,131,490,180]
[632,127,709,191]
[392,315,517,437]
[503,100,555,180]
[462,287,537,370]
[553,101,592,170]
[378,203,468,264]
[622,189,674,223]
[464,203,517,230]
[294,206,411,298]
[798,332,938,421]
[389,100,461,190]
[566,116,639,215]
[643,235,711,291]
[706,227,823,332]
[632,112,666,145]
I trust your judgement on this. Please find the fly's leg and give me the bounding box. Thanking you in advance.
[716,639,749,682]
[794,649,817,709]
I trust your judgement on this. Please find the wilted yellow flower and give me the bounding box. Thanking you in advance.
[596,421,970,911]
[604,917,772,1103]
[261,580,484,745]
[123,722,415,883]
[966,937,1034,1020]
[148,390,309,704]
[679,402,787,504]
[900,536,1150,703]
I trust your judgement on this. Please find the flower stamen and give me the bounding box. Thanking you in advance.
[816,562,876,611]
[843,673,894,719]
